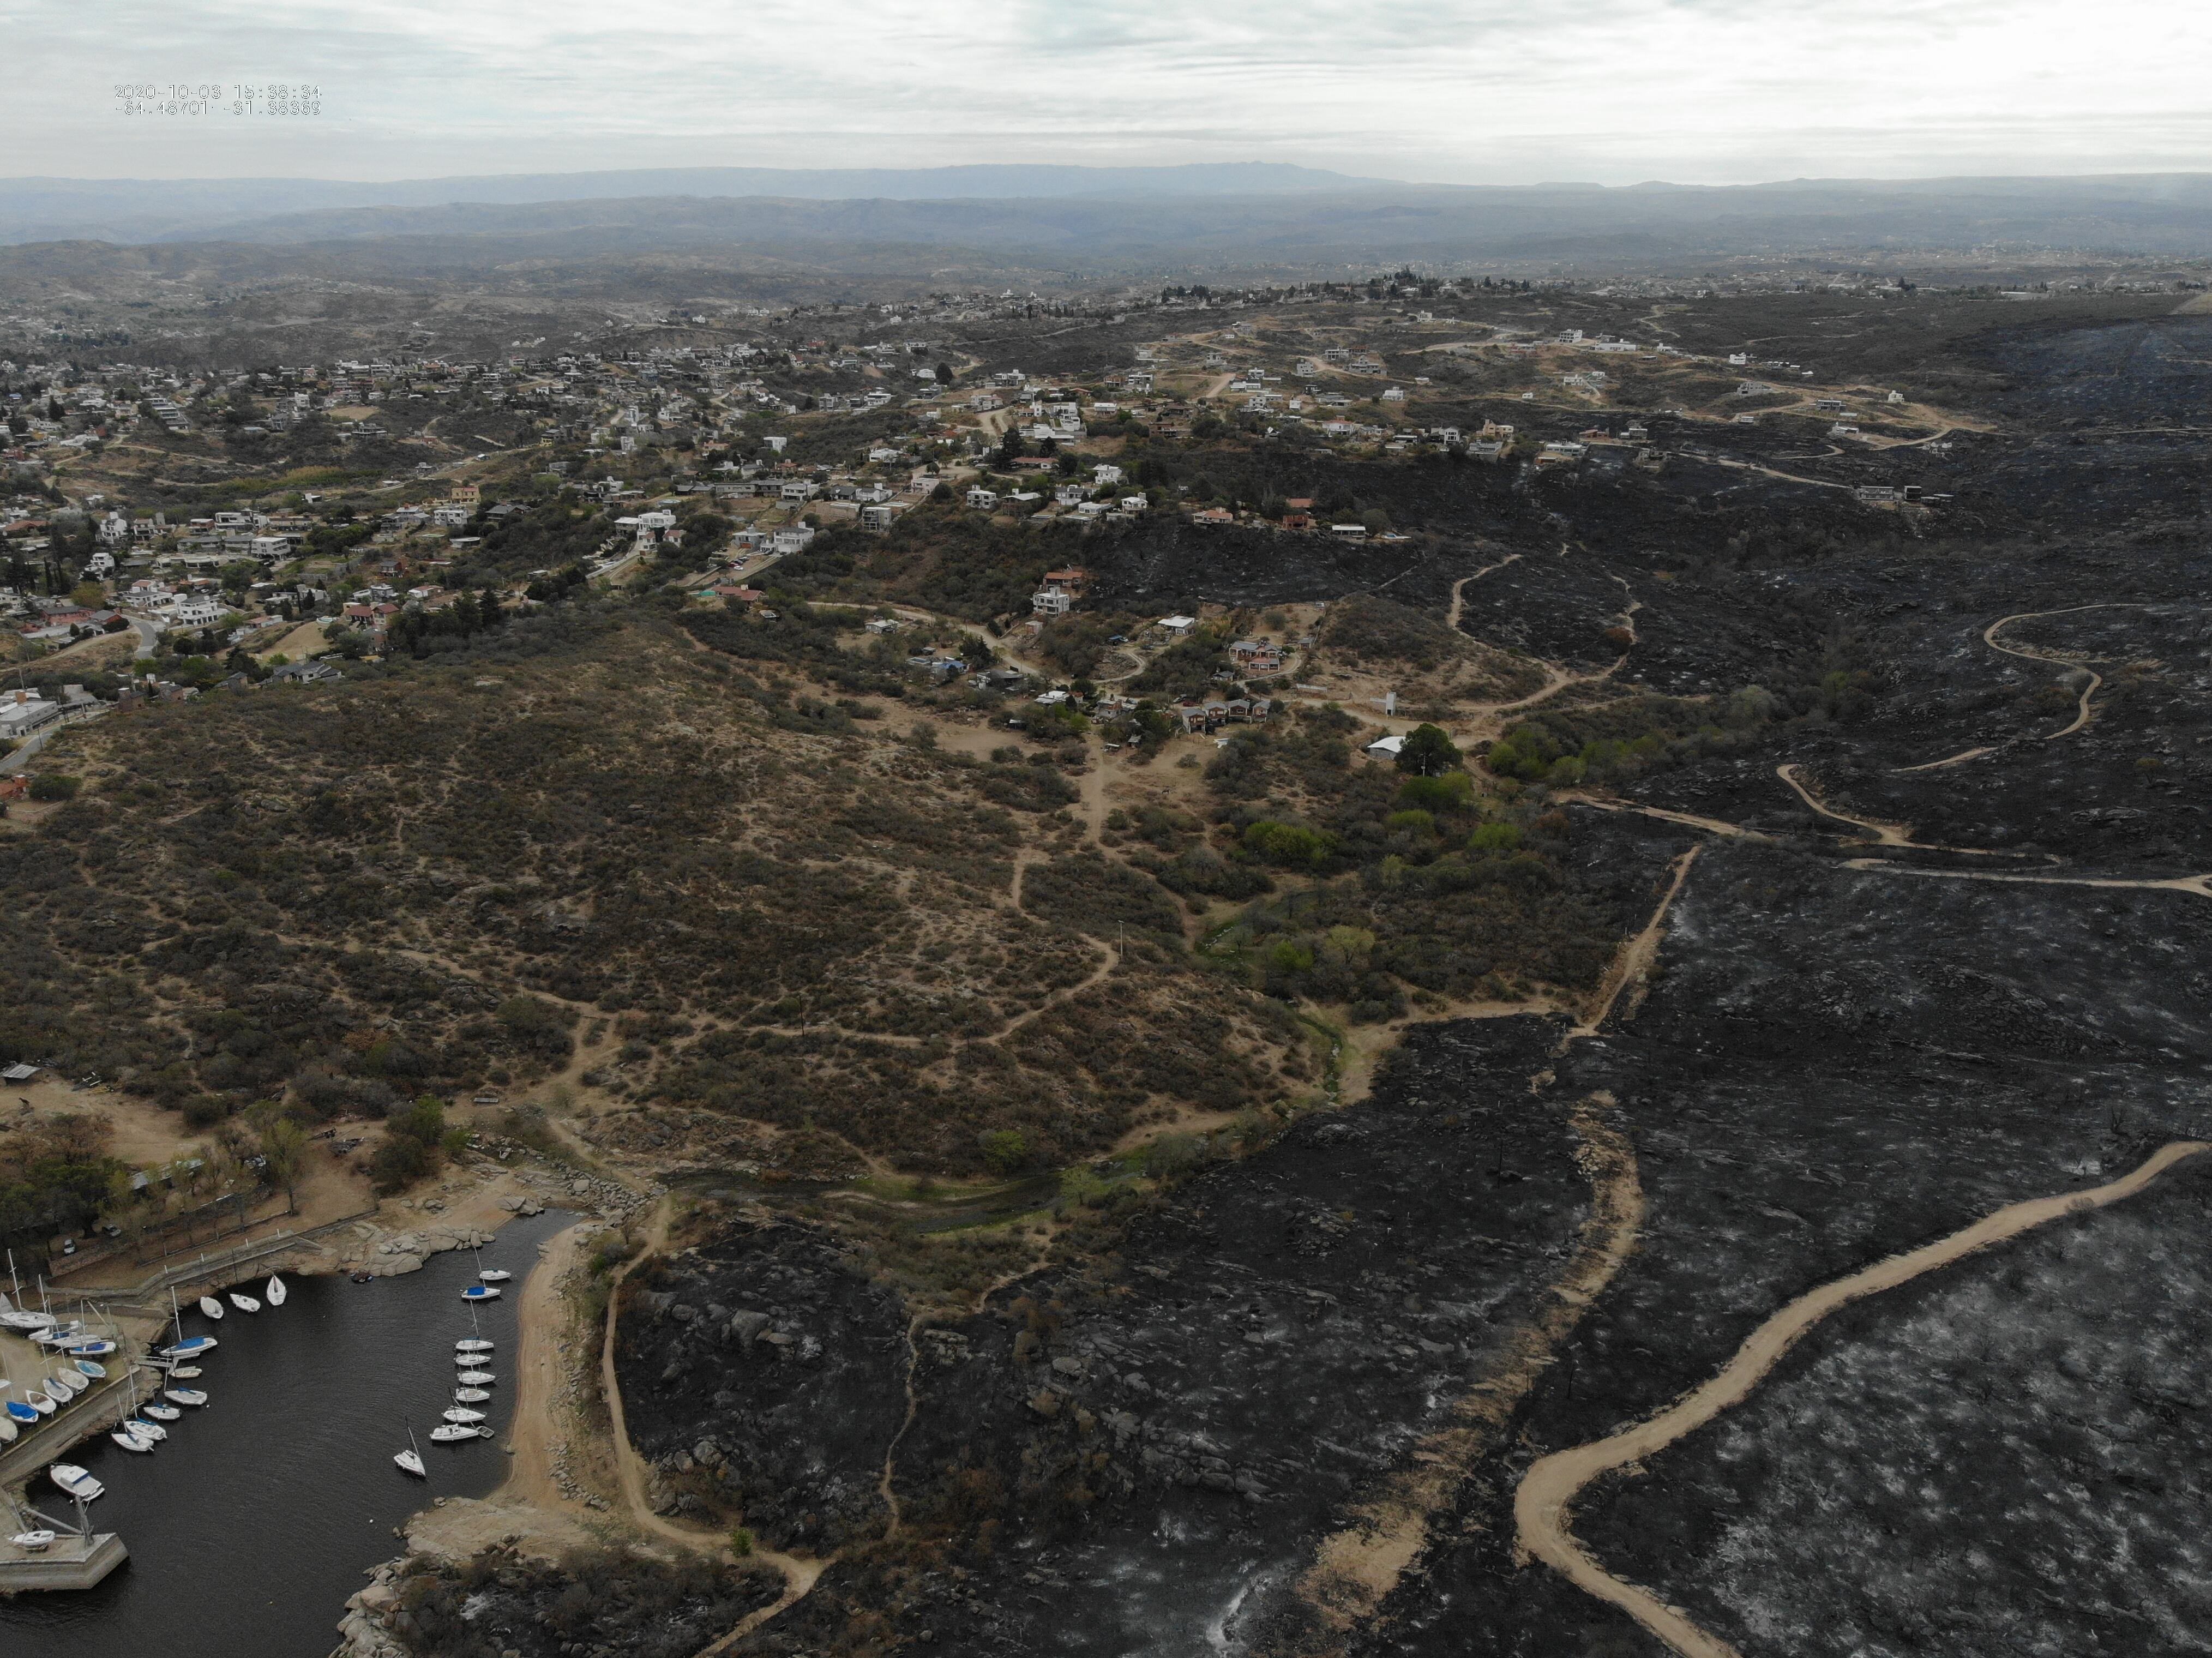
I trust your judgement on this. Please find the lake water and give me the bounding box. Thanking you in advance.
[0,1208,573,1658]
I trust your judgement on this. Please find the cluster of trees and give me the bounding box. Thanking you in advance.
[1485,692,1776,789]
[371,1095,470,1193]
[384,587,507,658]
[0,1112,125,1258]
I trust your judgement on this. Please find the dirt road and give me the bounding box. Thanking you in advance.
[492,1219,593,1514]
[1513,1139,2211,1658]
[1776,762,1912,845]
[1981,604,2131,738]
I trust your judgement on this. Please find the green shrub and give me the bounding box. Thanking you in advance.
[28,774,80,802]
[1242,820,1339,868]
[981,1128,1029,1175]
[1394,771,1475,812]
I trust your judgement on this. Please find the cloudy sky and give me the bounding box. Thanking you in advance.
[10,0,2210,183]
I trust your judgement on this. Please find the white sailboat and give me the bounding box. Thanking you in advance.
[428,1423,484,1443]
[228,1291,262,1314]
[141,1401,182,1422]
[453,1387,491,1404]
[8,1529,56,1551]
[111,1427,155,1452]
[265,1274,287,1306]
[441,1406,486,1425]
[459,1284,501,1302]
[0,1415,16,1444]
[123,1417,167,1441]
[456,1339,495,1355]
[456,1371,496,1387]
[395,1423,427,1479]
[163,1386,208,1407]
[23,1390,56,1415]
[197,1296,225,1320]
[47,1370,87,1397]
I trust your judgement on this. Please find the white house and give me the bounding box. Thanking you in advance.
[171,594,224,628]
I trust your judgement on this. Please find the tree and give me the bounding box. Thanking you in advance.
[1395,723,1463,777]
[259,1116,308,1213]
[981,1129,1028,1175]
[934,361,955,386]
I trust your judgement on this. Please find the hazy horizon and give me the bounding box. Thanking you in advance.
[19,0,2210,185]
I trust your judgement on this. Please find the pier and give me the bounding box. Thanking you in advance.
[0,1309,165,1593]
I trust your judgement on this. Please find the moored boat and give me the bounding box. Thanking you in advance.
[123,1416,166,1441]
[65,1338,118,1356]
[4,1399,39,1424]
[140,1401,182,1422]
[162,1334,219,1359]
[229,1291,262,1314]
[266,1274,287,1306]
[74,1358,109,1379]
[111,1428,155,1452]
[0,1309,56,1331]
[197,1296,225,1319]
[48,1369,87,1396]
[0,1415,16,1443]
[164,1387,208,1407]
[24,1391,56,1415]
[459,1284,501,1302]
[453,1387,490,1403]
[456,1338,495,1354]
[456,1371,496,1386]
[167,1365,202,1380]
[441,1406,486,1425]
[50,1464,104,1500]
[478,1268,513,1283]
[428,1423,484,1443]
[9,1530,57,1552]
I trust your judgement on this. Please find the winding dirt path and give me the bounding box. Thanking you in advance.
[1776,762,1912,845]
[1981,604,2131,739]
[1514,1139,2210,1658]
[595,1200,826,1638]
[1446,552,1522,634]
[1777,763,2013,858]
[992,936,1121,1040]
[1298,1096,1644,1636]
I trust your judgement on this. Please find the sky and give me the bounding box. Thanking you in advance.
[7,0,2210,184]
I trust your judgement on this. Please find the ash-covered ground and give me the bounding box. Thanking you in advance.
[610,296,2212,1656]
[1582,1154,2212,1658]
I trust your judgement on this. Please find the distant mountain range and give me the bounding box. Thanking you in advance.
[0,163,1380,245]
[1,165,2209,275]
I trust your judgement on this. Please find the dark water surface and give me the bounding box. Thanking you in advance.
[0,1209,572,1657]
